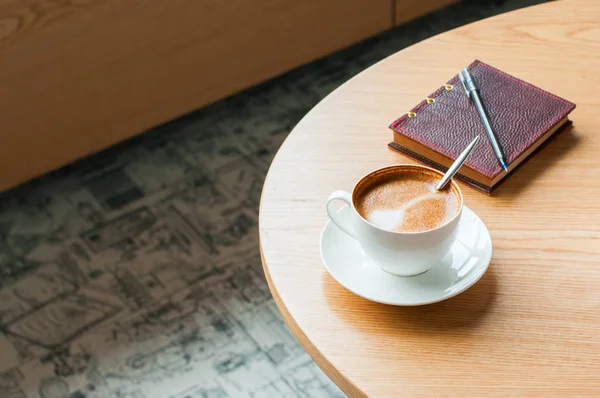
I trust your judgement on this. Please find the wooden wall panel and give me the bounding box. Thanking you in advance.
[395,0,458,26]
[0,0,391,191]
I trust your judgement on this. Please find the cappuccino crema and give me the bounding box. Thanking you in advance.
[354,167,460,233]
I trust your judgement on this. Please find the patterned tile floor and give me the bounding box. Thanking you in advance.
[0,1,548,397]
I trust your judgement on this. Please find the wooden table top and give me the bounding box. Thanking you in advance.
[259,1,600,396]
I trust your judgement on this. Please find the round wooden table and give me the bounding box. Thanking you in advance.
[259,1,600,395]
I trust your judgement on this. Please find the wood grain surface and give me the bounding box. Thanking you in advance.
[0,0,391,192]
[259,0,600,396]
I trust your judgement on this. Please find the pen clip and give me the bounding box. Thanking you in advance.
[458,70,471,99]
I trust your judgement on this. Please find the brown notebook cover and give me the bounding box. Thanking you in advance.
[388,60,576,193]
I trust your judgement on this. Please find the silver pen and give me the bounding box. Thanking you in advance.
[459,67,509,171]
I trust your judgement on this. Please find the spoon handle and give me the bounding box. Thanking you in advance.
[435,135,480,190]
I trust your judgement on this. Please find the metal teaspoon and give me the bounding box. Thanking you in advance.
[435,135,481,190]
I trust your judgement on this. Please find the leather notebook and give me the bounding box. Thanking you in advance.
[388,60,576,193]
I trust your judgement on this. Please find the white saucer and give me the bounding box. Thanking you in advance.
[320,205,492,306]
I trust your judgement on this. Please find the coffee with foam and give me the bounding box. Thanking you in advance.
[354,166,460,233]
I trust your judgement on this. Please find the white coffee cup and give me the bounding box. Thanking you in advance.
[326,164,463,276]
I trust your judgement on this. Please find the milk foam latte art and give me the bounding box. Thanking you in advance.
[353,167,460,233]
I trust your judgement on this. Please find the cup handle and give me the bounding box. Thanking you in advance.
[326,190,356,238]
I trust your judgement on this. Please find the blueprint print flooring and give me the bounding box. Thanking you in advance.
[0,1,547,397]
